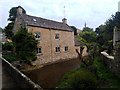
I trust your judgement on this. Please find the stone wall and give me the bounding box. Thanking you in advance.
[101,51,120,77]
[28,26,78,65]
[101,52,114,72]
[114,42,120,76]
[1,57,42,89]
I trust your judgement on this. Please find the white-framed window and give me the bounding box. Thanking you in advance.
[34,32,41,40]
[36,47,42,54]
[55,47,60,52]
[65,46,68,51]
[55,33,59,39]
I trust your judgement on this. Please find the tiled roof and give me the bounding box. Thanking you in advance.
[21,14,72,32]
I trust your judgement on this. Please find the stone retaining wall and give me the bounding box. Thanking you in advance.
[100,51,120,77]
[101,52,114,72]
[1,57,43,89]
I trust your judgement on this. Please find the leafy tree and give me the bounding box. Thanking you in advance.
[79,27,97,52]
[8,6,26,21]
[70,26,77,35]
[4,22,14,39]
[2,42,14,51]
[12,27,38,63]
[83,27,93,32]
[4,6,26,39]
[114,12,120,28]
[95,12,119,54]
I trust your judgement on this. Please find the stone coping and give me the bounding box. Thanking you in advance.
[1,57,42,89]
[101,51,114,60]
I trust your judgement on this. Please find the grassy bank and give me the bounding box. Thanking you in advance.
[56,56,120,89]
[93,56,120,88]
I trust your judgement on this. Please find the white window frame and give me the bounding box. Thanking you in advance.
[34,32,41,40]
[55,47,60,52]
[65,46,68,52]
[36,47,42,54]
[55,33,59,39]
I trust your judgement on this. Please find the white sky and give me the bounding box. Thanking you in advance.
[0,0,120,30]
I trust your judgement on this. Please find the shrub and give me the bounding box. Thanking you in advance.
[3,53,17,62]
[56,68,98,89]
[2,42,14,51]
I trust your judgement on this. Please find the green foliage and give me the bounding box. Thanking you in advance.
[8,6,26,21]
[12,27,38,63]
[4,22,14,39]
[78,27,97,55]
[2,42,14,51]
[3,53,17,62]
[114,12,120,28]
[93,56,120,88]
[95,12,120,53]
[56,68,98,89]
[70,26,77,35]
[83,27,93,32]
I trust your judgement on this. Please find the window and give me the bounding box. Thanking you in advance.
[33,18,37,23]
[36,48,42,54]
[55,33,59,39]
[34,32,40,40]
[65,46,68,51]
[56,47,60,52]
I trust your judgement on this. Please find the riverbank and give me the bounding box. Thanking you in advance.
[11,57,79,72]
[22,58,80,88]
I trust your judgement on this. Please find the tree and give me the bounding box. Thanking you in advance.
[4,22,14,39]
[8,6,26,21]
[70,26,77,35]
[4,6,26,39]
[114,12,120,28]
[12,27,38,63]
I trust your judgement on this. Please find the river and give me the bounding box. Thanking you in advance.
[23,58,80,88]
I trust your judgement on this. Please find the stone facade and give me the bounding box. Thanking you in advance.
[13,6,80,65]
[113,26,120,77]
[28,26,77,64]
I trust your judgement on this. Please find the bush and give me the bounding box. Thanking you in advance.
[3,53,17,62]
[56,68,98,89]
[2,42,14,51]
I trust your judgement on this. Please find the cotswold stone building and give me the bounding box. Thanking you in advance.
[13,6,81,64]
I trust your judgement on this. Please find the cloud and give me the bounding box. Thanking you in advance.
[0,0,120,29]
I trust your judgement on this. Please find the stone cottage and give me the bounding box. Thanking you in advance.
[13,6,82,64]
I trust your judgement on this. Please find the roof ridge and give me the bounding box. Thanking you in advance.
[25,14,66,25]
[21,14,72,32]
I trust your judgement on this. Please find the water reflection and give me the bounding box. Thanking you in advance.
[23,58,80,88]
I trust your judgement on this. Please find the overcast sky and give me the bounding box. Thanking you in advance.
[0,0,120,30]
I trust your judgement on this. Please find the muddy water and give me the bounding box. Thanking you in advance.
[24,58,80,88]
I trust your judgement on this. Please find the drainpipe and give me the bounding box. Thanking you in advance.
[50,28,53,61]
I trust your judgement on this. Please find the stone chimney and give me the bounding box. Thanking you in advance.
[62,18,67,24]
[17,6,25,15]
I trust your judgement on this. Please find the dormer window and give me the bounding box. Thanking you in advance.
[34,32,40,40]
[33,18,37,23]
[33,18,37,22]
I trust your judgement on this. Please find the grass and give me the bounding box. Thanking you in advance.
[57,56,120,89]
[56,68,98,89]
[93,56,120,88]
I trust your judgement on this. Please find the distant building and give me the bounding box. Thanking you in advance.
[13,6,82,64]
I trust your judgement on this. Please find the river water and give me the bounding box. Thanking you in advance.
[23,58,80,88]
